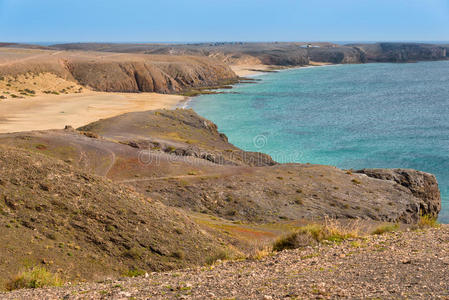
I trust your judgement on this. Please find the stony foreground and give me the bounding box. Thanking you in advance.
[3,226,449,300]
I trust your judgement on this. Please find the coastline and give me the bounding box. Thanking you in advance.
[181,62,340,109]
[230,61,335,77]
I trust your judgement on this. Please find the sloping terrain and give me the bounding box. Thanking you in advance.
[52,42,449,65]
[0,145,227,288]
[3,225,449,299]
[0,47,237,94]
[352,43,449,62]
[0,110,440,225]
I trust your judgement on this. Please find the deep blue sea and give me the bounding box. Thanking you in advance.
[189,61,449,223]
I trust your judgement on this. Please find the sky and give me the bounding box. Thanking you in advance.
[1,0,449,43]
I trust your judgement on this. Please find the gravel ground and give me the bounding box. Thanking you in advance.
[3,226,449,300]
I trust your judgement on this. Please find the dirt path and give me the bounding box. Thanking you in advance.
[3,226,448,299]
[103,149,116,177]
[118,173,224,183]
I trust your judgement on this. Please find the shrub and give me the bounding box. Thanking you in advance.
[294,196,304,205]
[123,247,144,259]
[79,131,99,139]
[417,214,439,229]
[7,267,63,290]
[250,247,273,260]
[165,146,176,153]
[123,268,146,278]
[273,218,360,251]
[371,223,399,235]
[24,88,35,94]
[205,248,238,265]
[171,250,185,260]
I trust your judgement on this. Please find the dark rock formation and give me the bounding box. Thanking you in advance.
[0,49,238,93]
[1,110,441,224]
[351,43,449,62]
[307,46,366,64]
[356,169,441,220]
[52,42,449,66]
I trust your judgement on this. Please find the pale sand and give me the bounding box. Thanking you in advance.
[309,61,333,66]
[231,62,333,77]
[0,92,184,133]
[230,64,277,77]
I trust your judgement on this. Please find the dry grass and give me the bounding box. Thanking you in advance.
[371,223,399,235]
[272,218,361,251]
[205,247,244,265]
[417,214,440,229]
[7,267,63,291]
[250,246,273,260]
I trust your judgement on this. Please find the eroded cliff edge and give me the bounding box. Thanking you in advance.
[0,109,441,288]
[51,42,449,65]
[1,109,440,224]
[0,48,237,94]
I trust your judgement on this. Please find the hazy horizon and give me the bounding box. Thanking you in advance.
[1,0,449,43]
[10,41,449,47]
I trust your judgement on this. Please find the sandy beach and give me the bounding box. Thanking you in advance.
[230,64,278,77]
[0,91,184,133]
[231,62,333,77]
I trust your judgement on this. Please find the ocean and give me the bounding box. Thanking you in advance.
[188,61,449,223]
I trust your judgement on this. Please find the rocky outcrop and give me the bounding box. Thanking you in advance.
[1,110,441,224]
[356,169,441,219]
[0,145,226,288]
[0,48,238,93]
[307,46,365,64]
[52,42,449,66]
[352,43,449,62]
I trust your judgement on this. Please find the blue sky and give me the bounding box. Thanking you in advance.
[1,0,449,43]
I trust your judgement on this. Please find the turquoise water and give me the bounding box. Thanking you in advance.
[189,61,449,223]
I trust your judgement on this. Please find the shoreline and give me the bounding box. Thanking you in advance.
[182,62,341,109]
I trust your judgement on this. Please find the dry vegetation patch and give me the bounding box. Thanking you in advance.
[0,73,84,99]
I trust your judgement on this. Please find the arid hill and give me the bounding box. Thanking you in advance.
[351,42,449,62]
[0,47,237,94]
[52,42,449,65]
[0,145,231,288]
[0,109,442,291]
[0,110,440,225]
[1,43,447,98]
[3,226,448,299]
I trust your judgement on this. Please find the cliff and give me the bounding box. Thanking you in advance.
[51,42,449,66]
[0,109,440,224]
[0,48,237,93]
[352,43,449,62]
[0,109,441,289]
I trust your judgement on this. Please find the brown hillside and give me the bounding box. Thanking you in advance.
[0,145,225,289]
[0,110,440,224]
[0,48,237,94]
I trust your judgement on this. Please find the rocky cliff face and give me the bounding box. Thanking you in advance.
[51,42,449,66]
[307,46,365,64]
[356,169,441,220]
[0,48,237,93]
[1,110,441,224]
[352,43,449,62]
